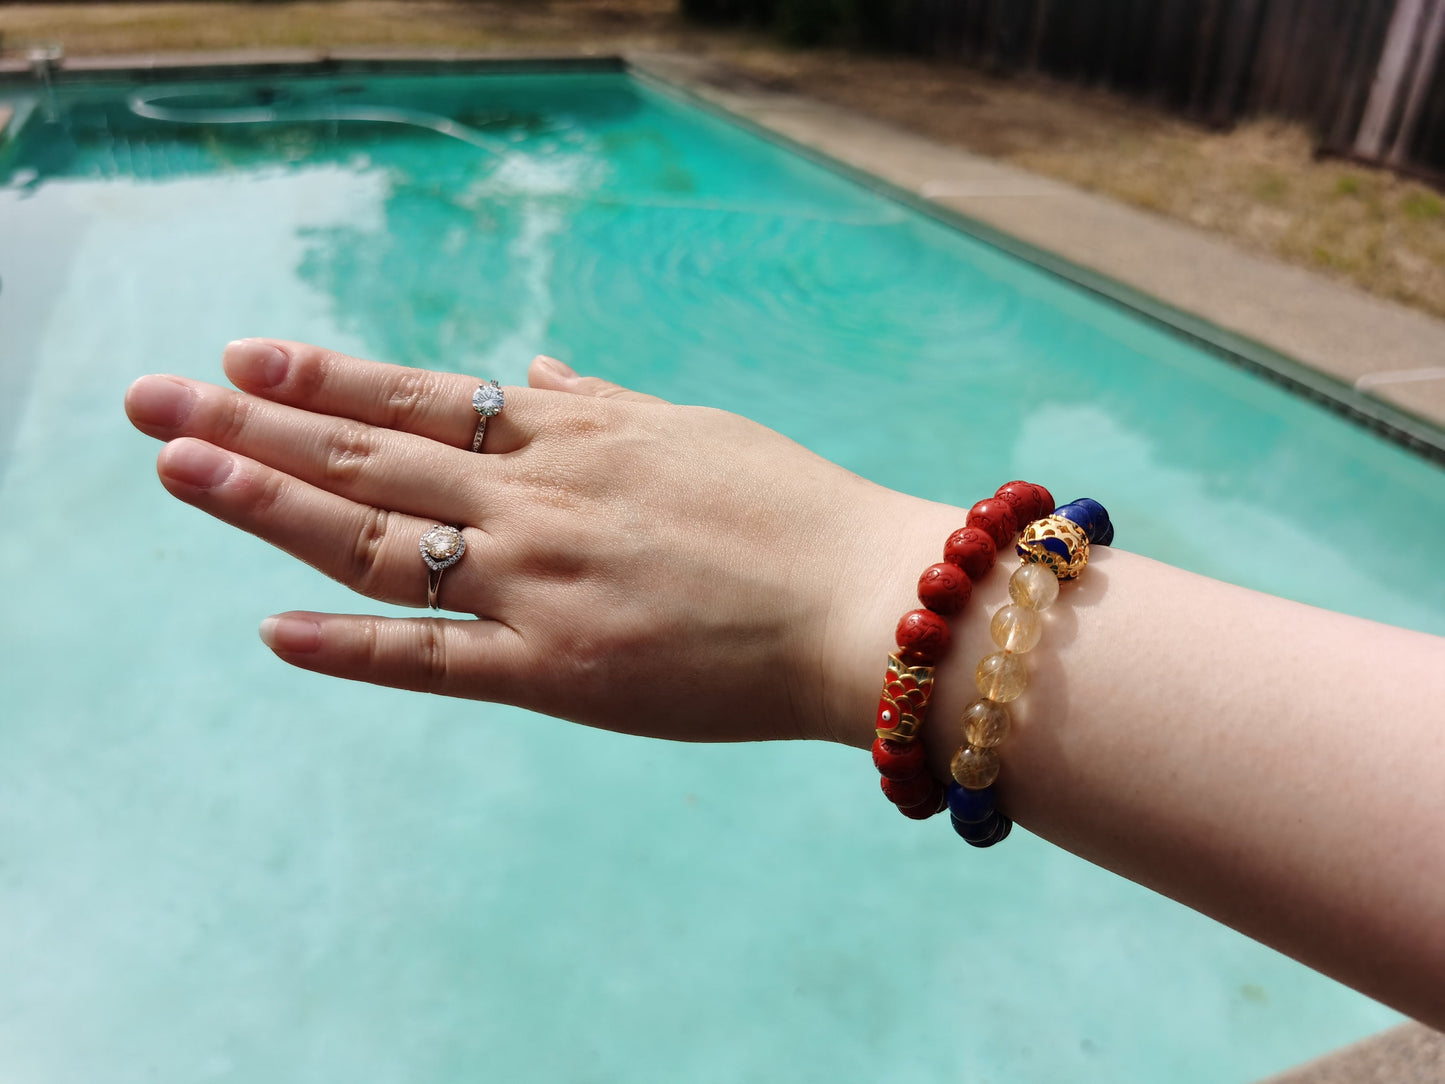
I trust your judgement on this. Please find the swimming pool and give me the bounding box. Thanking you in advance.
[2,64,1442,1083]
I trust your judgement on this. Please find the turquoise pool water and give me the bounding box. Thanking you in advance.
[1,68,1442,1083]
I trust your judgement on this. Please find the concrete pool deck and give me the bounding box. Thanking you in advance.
[0,47,1441,1077]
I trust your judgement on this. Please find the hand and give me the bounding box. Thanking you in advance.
[125,340,916,746]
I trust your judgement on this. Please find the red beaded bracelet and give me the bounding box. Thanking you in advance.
[871,480,1054,820]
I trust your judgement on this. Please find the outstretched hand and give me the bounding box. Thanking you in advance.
[125,341,918,746]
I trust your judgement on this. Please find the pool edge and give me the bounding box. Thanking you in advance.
[623,54,1445,469]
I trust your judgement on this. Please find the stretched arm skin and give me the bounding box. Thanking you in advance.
[124,340,1445,1027]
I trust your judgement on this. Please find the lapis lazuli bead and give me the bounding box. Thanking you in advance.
[951,810,1001,843]
[1055,498,1113,547]
[966,815,1013,849]
[947,781,996,824]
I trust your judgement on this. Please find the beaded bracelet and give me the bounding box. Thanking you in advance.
[871,480,1055,820]
[946,498,1114,847]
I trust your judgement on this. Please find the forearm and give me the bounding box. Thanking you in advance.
[831,495,1445,1025]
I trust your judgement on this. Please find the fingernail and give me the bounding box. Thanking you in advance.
[538,355,576,379]
[163,440,233,488]
[260,614,321,654]
[226,339,289,388]
[128,376,194,428]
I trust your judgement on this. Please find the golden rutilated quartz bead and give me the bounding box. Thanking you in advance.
[950,743,1001,789]
[975,651,1029,702]
[1009,562,1060,611]
[962,698,1011,748]
[990,604,1043,653]
[1016,514,1090,580]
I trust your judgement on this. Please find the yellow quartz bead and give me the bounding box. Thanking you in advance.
[1009,562,1060,611]
[962,698,1011,747]
[990,604,1043,653]
[950,743,1001,789]
[975,651,1029,702]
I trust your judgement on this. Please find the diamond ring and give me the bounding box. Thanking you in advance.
[471,380,505,452]
[420,524,466,610]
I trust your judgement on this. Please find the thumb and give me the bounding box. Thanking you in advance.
[527,355,669,404]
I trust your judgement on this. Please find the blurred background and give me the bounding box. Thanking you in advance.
[2,0,1443,319]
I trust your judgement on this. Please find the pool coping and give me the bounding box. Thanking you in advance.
[0,44,1440,1080]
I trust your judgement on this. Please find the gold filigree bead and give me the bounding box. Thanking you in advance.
[950,743,1000,789]
[975,651,1028,702]
[1016,514,1090,581]
[990,604,1043,653]
[962,698,1011,748]
[1009,562,1060,611]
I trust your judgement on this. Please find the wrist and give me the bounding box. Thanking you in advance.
[820,491,1015,757]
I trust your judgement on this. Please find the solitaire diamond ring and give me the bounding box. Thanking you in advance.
[471,380,505,452]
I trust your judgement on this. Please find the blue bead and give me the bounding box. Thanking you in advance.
[946,781,996,824]
[966,815,1013,848]
[951,810,1001,843]
[1055,498,1113,547]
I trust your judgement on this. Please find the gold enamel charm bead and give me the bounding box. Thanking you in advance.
[1016,514,1090,581]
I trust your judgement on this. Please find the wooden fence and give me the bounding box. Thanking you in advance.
[683,0,1445,180]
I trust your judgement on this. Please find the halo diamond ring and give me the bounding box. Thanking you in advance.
[420,524,466,610]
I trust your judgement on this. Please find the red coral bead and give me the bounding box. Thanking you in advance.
[896,780,946,820]
[967,499,1019,549]
[996,480,1056,522]
[881,772,935,807]
[1031,482,1055,518]
[917,562,972,615]
[895,609,951,664]
[872,737,926,780]
[943,526,996,580]
[993,480,1041,525]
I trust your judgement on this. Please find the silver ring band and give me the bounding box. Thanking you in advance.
[420,524,466,610]
[471,380,505,452]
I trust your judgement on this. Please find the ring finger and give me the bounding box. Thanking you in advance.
[156,437,503,614]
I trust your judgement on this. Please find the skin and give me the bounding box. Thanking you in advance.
[125,338,1445,1026]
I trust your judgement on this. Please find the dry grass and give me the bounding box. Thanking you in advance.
[4,1,1443,318]
[730,48,1445,319]
[0,1,686,53]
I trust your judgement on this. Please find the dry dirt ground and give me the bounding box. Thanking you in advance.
[4,0,1443,318]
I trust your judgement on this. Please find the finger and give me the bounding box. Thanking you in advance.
[128,375,485,523]
[155,437,500,613]
[259,610,530,701]
[222,338,539,453]
[527,354,669,404]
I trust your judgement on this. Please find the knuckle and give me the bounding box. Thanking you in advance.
[546,401,609,441]
[246,468,287,519]
[358,617,381,667]
[384,369,436,431]
[323,421,378,485]
[290,345,334,402]
[218,391,251,445]
[415,619,450,682]
[349,507,391,595]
